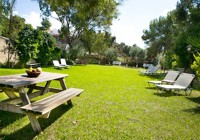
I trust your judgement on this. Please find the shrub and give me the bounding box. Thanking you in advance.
[191,52,200,78]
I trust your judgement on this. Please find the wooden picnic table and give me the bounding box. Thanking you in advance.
[0,72,83,133]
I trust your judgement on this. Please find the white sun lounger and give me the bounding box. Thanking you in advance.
[53,60,66,69]
[148,70,180,86]
[60,58,71,68]
[156,73,195,95]
[139,65,154,74]
[139,65,159,75]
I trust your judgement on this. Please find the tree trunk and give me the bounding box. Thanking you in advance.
[7,0,17,68]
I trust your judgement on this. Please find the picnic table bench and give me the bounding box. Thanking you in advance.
[0,72,84,133]
[21,88,83,115]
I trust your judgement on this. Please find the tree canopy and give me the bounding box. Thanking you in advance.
[16,24,39,67]
[36,0,121,48]
[38,18,52,31]
[142,0,200,70]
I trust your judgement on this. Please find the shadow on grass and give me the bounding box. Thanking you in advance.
[145,87,157,90]
[153,91,175,97]
[144,73,165,79]
[186,96,200,104]
[153,90,185,97]
[73,64,87,66]
[183,106,200,114]
[0,111,25,128]
[0,104,73,140]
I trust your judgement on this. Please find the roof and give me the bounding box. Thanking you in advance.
[50,29,60,36]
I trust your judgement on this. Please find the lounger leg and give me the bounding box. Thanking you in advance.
[148,82,150,87]
[176,90,180,96]
[156,87,162,93]
[185,88,192,96]
[185,89,187,96]
[156,87,159,93]
[189,88,193,96]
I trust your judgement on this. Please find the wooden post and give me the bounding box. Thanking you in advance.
[58,78,72,105]
[3,88,18,99]
[41,81,51,95]
[59,78,67,90]
[18,87,42,133]
[27,84,36,94]
[19,87,31,105]
[27,113,42,133]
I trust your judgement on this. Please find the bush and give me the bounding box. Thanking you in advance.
[191,52,200,79]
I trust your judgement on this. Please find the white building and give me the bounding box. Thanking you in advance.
[0,36,9,64]
[0,36,18,66]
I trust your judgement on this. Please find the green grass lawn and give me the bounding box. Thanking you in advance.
[0,65,200,140]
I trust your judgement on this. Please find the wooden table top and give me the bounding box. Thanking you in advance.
[0,72,68,88]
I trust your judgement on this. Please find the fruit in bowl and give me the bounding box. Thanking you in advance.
[26,67,42,77]
[36,67,42,72]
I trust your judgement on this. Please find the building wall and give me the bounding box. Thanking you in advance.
[0,36,8,64]
[0,36,18,66]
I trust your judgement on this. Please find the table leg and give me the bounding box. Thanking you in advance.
[27,84,36,94]
[19,87,42,133]
[67,100,72,105]
[41,81,51,95]
[58,78,72,105]
[19,87,31,105]
[59,78,67,90]
[4,90,18,99]
[27,113,42,133]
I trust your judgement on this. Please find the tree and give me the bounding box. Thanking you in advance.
[2,15,26,67]
[38,18,52,31]
[129,44,145,67]
[52,47,62,60]
[35,29,56,66]
[142,13,176,63]
[92,32,109,57]
[80,29,96,54]
[80,30,112,57]
[141,0,200,70]
[174,0,200,69]
[0,1,5,34]
[66,40,85,61]
[104,31,116,48]
[16,24,39,67]
[173,32,190,68]
[117,42,131,63]
[105,47,118,64]
[37,0,121,48]
[2,0,18,67]
[16,22,57,67]
[2,15,25,38]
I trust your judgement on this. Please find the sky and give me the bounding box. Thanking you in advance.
[15,0,179,49]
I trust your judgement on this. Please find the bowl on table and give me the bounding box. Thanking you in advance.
[26,70,41,78]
